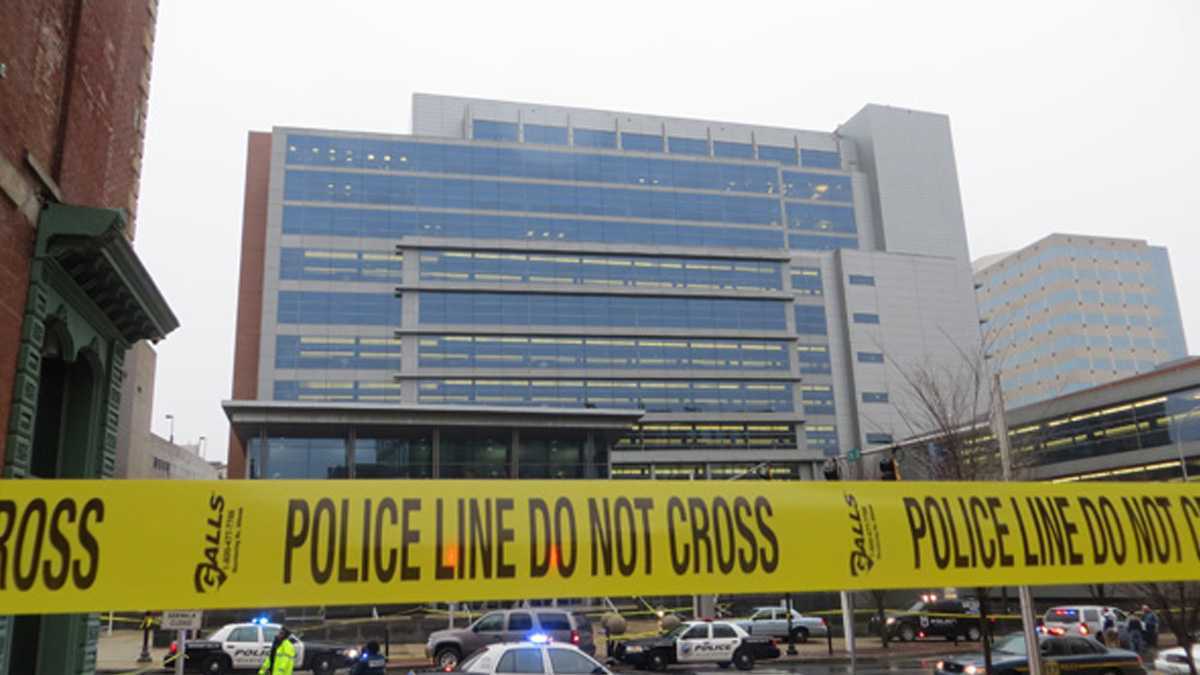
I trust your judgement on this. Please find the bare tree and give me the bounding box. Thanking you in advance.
[1127,582,1200,675]
[873,331,1005,670]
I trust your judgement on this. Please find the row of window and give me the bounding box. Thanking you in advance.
[276,335,403,370]
[416,378,794,413]
[419,335,790,371]
[282,205,786,250]
[470,121,842,169]
[275,380,404,402]
[289,134,792,194]
[615,423,796,452]
[796,344,831,374]
[805,424,839,455]
[420,291,788,330]
[801,384,835,415]
[791,267,823,296]
[785,202,856,234]
[419,250,782,291]
[280,248,403,282]
[788,233,859,251]
[794,305,828,335]
[782,171,853,202]
[285,170,784,226]
[277,291,401,326]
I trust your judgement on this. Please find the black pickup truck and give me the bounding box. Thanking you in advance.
[612,620,779,671]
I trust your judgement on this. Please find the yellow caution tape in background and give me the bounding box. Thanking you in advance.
[1,479,1198,614]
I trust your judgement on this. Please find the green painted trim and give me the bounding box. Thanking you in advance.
[36,203,179,343]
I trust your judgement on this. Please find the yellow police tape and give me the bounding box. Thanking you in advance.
[1,479,1198,614]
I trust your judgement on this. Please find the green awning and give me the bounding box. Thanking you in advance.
[36,203,179,343]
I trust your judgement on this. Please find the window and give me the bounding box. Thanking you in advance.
[548,649,597,674]
[786,203,856,234]
[572,128,617,148]
[682,625,710,640]
[261,627,279,642]
[1083,609,1100,623]
[536,613,571,631]
[796,344,831,374]
[227,627,259,643]
[152,457,171,474]
[1066,638,1102,655]
[866,432,894,445]
[475,613,506,632]
[848,274,875,286]
[789,233,858,251]
[498,648,546,674]
[853,312,880,324]
[758,145,798,165]
[857,352,884,363]
[474,120,518,142]
[508,613,533,631]
[524,125,568,146]
[862,392,889,403]
[712,624,737,639]
[713,141,754,158]
[621,132,663,152]
[669,137,709,156]
[801,149,841,169]
[783,171,853,202]
[794,305,828,335]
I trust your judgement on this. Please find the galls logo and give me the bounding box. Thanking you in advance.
[845,493,881,577]
[194,493,244,593]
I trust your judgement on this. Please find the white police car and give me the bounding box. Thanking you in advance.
[167,619,356,674]
[458,635,611,675]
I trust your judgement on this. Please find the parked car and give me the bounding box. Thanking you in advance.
[426,609,594,670]
[1154,644,1200,674]
[166,621,355,674]
[935,633,1144,675]
[871,598,981,642]
[459,638,611,675]
[735,607,828,643]
[1042,605,1128,638]
[611,620,779,671]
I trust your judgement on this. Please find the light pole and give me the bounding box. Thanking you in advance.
[198,435,207,456]
[165,413,175,443]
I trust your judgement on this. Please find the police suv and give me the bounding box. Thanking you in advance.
[166,620,356,674]
[612,620,779,671]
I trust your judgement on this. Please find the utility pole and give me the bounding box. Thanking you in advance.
[991,374,1041,675]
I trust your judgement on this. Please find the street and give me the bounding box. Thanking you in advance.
[633,660,941,675]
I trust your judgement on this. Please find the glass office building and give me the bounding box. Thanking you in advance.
[225,95,983,479]
[976,234,1188,407]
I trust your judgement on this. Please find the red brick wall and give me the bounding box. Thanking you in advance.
[0,0,157,470]
[226,132,272,479]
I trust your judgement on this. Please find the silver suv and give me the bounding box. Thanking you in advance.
[426,610,595,669]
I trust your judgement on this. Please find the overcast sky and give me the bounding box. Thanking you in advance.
[135,0,1199,459]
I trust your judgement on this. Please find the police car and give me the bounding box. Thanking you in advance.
[166,620,357,674]
[611,620,779,671]
[459,635,611,675]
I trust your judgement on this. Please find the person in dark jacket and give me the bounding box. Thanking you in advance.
[351,640,387,675]
[1140,605,1159,648]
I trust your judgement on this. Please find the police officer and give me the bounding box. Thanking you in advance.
[351,640,387,675]
[258,626,296,675]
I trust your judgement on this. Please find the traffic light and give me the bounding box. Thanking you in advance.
[879,456,899,481]
[822,458,841,481]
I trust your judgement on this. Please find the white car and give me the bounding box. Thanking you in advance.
[1155,645,1200,674]
[168,620,355,674]
[458,638,611,675]
[736,607,828,642]
[1042,605,1127,638]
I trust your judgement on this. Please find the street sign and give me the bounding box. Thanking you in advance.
[847,447,862,462]
[160,610,202,631]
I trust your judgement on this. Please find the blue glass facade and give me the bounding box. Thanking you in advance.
[266,121,864,467]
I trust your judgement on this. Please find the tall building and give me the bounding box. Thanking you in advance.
[0,2,178,673]
[226,94,980,481]
[976,233,1187,407]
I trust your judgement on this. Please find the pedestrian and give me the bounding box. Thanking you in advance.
[1141,605,1159,649]
[1125,612,1145,654]
[1101,608,1119,648]
[258,626,296,675]
[352,640,387,675]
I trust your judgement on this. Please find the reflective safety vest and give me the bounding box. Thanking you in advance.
[258,638,296,675]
